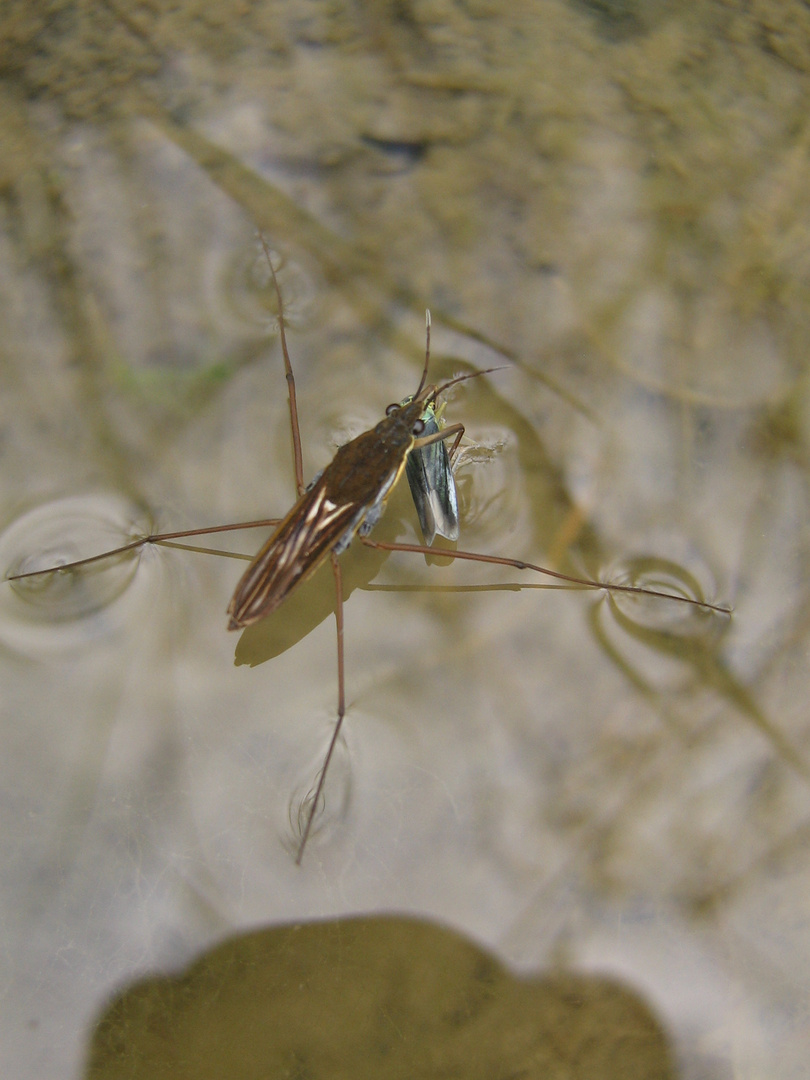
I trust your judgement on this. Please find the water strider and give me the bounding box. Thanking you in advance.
[6,237,731,863]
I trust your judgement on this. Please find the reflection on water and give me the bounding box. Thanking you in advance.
[1,3,809,1080]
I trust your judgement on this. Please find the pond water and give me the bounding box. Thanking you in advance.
[1,3,808,1078]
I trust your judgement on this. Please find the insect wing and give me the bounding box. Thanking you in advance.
[229,396,427,629]
[227,480,365,628]
[403,401,459,545]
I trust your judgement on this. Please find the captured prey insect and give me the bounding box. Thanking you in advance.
[401,395,461,545]
[6,239,731,864]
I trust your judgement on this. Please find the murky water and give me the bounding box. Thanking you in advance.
[1,3,808,1078]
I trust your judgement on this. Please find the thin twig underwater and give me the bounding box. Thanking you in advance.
[6,237,731,863]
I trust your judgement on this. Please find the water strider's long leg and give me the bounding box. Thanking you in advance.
[258,241,355,863]
[359,537,732,615]
[6,518,284,582]
[259,235,305,498]
[295,551,346,864]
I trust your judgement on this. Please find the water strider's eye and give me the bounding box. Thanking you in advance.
[385,403,399,416]
[412,418,425,435]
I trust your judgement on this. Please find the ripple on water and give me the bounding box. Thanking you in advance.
[0,494,153,656]
[588,554,729,692]
[601,554,727,635]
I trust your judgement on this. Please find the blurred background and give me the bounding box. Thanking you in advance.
[0,1,808,1077]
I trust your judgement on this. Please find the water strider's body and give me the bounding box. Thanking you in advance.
[228,394,441,628]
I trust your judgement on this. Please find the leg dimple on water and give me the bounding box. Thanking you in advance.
[0,494,152,655]
[285,730,352,860]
